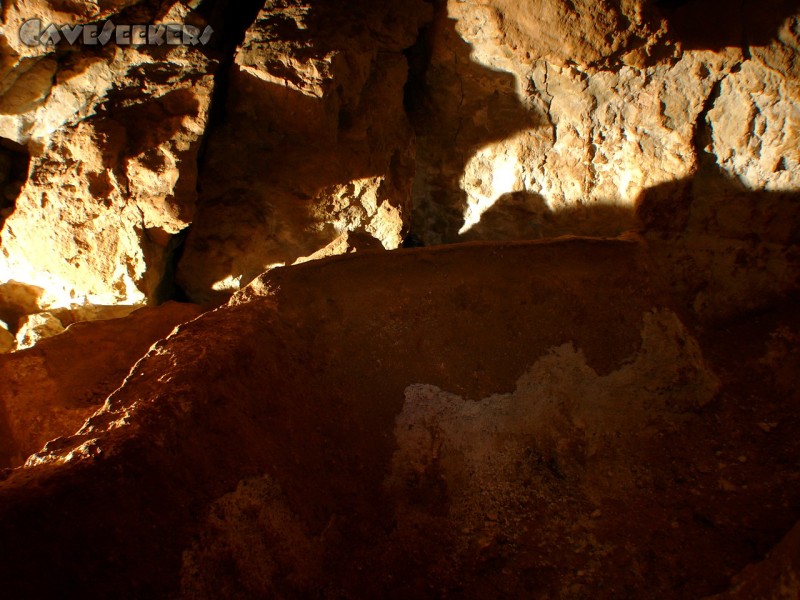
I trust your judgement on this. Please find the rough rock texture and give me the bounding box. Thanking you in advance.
[0,2,215,309]
[0,239,798,597]
[408,0,800,321]
[709,521,800,600]
[15,310,65,349]
[1,0,797,318]
[175,0,431,303]
[0,301,201,470]
[411,0,799,236]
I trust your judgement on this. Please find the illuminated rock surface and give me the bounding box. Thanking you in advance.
[0,301,201,470]
[0,0,799,597]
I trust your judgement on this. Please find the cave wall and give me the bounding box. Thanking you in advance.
[0,0,798,329]
[0,1,799,596]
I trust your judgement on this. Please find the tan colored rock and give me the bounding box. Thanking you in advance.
[15,311,65,349]
[0,301,202,469]
[0,2,216,310]
[175,0,431,303]
[409,0,799,321]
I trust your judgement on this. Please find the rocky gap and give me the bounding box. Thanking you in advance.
[402,24,432,120]
[159,0,265,304]
[0,138,30,232]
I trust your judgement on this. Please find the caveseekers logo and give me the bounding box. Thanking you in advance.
[19,19,213,47]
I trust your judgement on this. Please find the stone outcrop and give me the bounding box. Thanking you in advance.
[409,0,800,321]
[14,310,65,349]
[1,0,798,319]
[0,301,201,470]
[0,239,798,597]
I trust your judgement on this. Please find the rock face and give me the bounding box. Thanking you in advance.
[174,0,431,303]
[0,321,13,353]
[0,239,798,597]
[1,0,798,317]
[0,2,215,310]
[408,0,799,320]
[14,311,65,349]
[0,301,201,469]
[0,0,798,598]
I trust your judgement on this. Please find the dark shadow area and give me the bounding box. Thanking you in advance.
[635,163,800,324]
[636,164,800,246]
[153,228,192,304]
[0,400,18,478]
[406,5,546,244]
[192,0,267,169]
[461,191,636,242]
[652,0,799,52]
[0,138,29,231]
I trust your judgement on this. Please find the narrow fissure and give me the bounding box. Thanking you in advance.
[0,139,31,232]
[155,0,265,303]
[401,16,434,248]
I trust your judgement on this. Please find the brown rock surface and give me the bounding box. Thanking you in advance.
[0,239,797,597]
[0,301,202,470]
[0,1,798,597]
[175,0,431,303]
[707,521,800,600]
[0,321,12,353]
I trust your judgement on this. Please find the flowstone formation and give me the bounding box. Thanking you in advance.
[0,0,799,597]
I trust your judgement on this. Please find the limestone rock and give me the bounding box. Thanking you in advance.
[175,0,432,303]
[0,301,202,469]
[15,311,65,349]
[407,0,799,321]
[0,4,215,310]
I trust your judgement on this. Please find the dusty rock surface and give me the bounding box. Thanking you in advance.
[0,321,13,353]
[0,239,797,598]
[0,301,201,470]
[708,521,800,599]
[1,0,797,319]
[14,310,65,349]
[408,0,799,322]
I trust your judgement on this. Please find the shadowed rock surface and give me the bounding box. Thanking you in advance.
[0,238,798,597]
[0,301,202,470]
